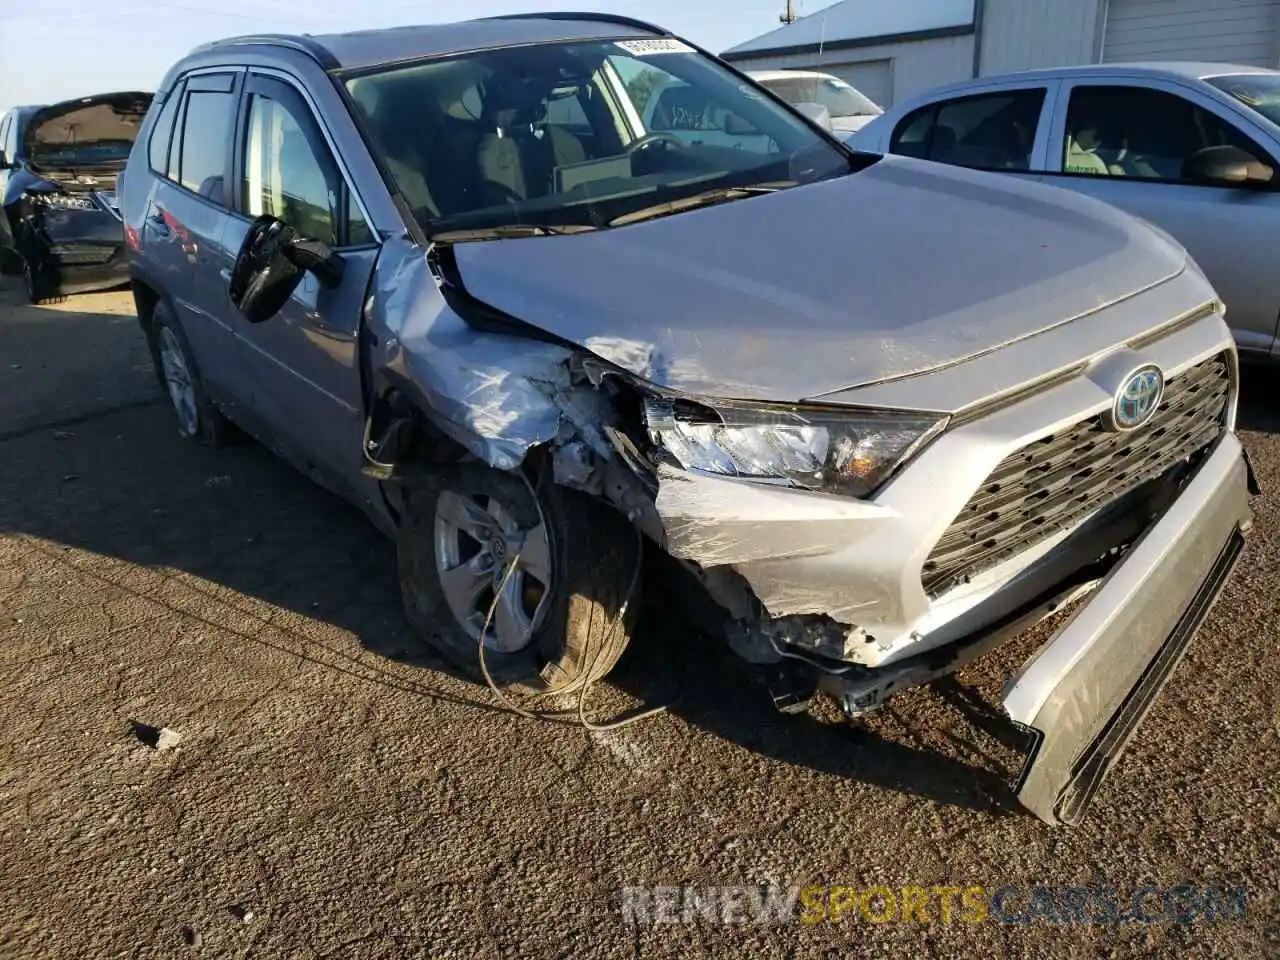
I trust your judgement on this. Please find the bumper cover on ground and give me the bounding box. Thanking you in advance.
[1003,433,1251,826]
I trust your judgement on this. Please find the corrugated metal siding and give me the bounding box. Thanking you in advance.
[729,34,975,106]
[980,0,1103,73]
[1103,0,1278,65]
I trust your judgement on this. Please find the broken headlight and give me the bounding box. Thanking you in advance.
[644,397,947,498]
[30,192,96,211]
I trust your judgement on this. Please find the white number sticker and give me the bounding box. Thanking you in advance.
[615,38,694,57]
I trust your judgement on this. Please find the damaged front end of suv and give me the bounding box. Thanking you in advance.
[354,157,1253,827]
[127,18,1255,827]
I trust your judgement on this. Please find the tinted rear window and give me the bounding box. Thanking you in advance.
[177,90,235,203]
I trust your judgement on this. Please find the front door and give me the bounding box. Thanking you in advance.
[222,72,379,499]
[1043,80,1280,358]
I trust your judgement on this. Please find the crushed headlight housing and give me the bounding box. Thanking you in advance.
[644,397,947,498]
[30,192,96,211]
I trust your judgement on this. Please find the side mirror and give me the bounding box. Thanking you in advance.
[1183,145,1274,186]
[793,101,834,133]
[229,215,344,324]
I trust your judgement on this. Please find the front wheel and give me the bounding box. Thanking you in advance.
[397,463,640,695]
[22,256,62,305]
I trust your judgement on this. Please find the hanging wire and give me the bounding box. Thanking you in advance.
[475,527,667,731]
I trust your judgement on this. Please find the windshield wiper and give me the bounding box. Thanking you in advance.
[430,223,597,244]
[608,184,784,228]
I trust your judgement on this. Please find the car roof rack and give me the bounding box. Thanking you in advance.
[191,34,340,70]
[480,12,670,37]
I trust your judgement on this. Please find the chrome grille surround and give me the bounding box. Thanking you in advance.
[922,353,1232,597]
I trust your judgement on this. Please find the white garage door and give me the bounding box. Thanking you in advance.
[1103,0,1277,66]
[822,59,894,109]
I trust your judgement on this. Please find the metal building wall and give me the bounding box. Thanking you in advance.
[727,33,976,107]
[978,0,1104,75]
[1102,0,1279,65]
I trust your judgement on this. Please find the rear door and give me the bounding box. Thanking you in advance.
[886,83,1058,183]
[223,70,379,499]
[1041,78,1280,357]
[139,70,250,409]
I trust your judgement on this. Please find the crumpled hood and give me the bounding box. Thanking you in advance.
[25,91,153,175]
[452,155,1186,402]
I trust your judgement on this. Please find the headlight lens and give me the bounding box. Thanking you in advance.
[644,397,947,498]
[31,192,96,210]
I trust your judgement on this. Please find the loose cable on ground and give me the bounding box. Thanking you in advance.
[475,528,667,730]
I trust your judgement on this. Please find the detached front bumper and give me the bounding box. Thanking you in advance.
[1003,432,1252,826]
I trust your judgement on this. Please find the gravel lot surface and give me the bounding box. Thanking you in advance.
[0,281,1276,958]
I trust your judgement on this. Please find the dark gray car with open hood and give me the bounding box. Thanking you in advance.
[119,13,1257,826]
[0,91,152,302]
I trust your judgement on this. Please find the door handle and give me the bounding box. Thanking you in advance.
[219,267,232,282]
[148,210,170,237]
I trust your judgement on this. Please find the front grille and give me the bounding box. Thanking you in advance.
[922,353,1231,596]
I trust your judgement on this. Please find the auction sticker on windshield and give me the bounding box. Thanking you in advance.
[615,39,694,56]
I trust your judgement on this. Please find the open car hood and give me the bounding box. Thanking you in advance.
[451,155,1187,402]
[24,91,153,176]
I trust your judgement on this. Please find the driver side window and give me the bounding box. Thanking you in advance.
[240,87,371,246]
[1062,85,1275,182]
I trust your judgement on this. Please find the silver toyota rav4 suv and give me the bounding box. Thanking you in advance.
[120,13,1257,825]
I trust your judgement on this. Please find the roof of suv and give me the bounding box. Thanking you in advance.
[195,13,671,72]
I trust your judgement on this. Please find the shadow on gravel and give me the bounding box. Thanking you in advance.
[1237,362,1280,435]
[0,399,1016,814]
[0,277,1021,817]
[606,611,1020,816]
[0,282,155,438]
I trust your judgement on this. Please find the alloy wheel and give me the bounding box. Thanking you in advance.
[157,326,199,437]
[433,488,552,653]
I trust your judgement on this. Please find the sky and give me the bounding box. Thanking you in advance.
[0,0,818,117]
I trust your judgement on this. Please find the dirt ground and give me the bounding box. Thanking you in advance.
[0,280,1276,959]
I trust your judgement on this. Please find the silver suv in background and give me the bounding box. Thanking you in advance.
[852,63,1280,361]
[120,13,1255,825]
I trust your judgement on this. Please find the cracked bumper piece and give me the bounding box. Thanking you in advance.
[1003,433,1250,826]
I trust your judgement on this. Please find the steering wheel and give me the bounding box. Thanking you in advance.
[625,132,685,157]
[480,179,527,206]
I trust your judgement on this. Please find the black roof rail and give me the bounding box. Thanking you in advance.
[190,34,340,70]
[480,12,670,36]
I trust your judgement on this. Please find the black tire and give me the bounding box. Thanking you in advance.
[22,256,63,305]
[397,462,640,695]
[146,301,235,447]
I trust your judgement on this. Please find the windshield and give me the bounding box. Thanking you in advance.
[344,38,850,235]
[1205,73,1280,127]
[759,75,882,119]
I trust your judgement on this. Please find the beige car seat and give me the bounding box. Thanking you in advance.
[1064,127,1110,175]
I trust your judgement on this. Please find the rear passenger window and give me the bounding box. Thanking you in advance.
[148,87,182,175]
[891,89,1045,172]
[176,86,236,204]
